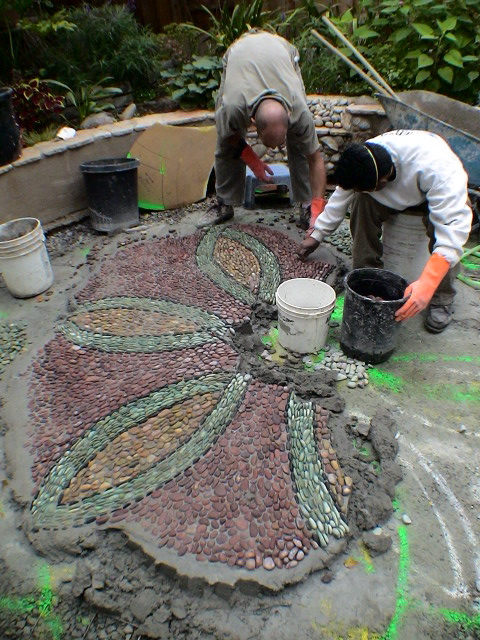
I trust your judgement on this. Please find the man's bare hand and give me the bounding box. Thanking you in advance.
[297,237,320,261]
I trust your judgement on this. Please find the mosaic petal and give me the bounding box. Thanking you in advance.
[60,390,223,502]
[196,228,281,304]
[31,373,249,527]
[60,297,230,352]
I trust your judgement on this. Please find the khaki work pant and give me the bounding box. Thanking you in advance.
[214,134,311,207]
[349,193,459,305]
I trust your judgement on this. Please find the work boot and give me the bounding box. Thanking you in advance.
[424,303,453,333]
[196,200,234,228]
[298,204,310,230]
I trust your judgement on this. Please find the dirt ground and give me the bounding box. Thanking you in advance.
[0,198,479,640]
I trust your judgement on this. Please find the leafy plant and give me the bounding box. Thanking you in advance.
[269,2,370,95]
[327,0,480,102]
[28,5,166,92]
[161,55,222,109]
[11,77,64,132]
[181,0,273,54]
[47,77,122,123]
[17,8,76,36]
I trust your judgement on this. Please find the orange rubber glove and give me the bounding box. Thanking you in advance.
[308,197,328,232]
[241,145,274,182]
[395,253,450,322]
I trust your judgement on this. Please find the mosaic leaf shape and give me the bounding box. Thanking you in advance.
[60,390,223,502]
[31,372,249,527]
[60,297,230,352]
[196,228,281,304]
[286,393,349,546]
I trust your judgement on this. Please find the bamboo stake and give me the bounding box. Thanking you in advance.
[311,29,390,97]
[322,15,398,99]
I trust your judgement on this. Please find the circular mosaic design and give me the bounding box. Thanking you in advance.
[27,225,351,572]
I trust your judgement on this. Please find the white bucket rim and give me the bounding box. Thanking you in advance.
[276,278,336,311]
[0,217,42,245]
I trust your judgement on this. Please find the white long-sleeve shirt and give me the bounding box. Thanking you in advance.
[311,130,472,265]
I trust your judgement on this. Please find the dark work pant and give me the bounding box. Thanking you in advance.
[349,193,459,305]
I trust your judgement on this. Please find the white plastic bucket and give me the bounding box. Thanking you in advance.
[382,213,430,284]
[276,278,336,354]
[0,217,54,298]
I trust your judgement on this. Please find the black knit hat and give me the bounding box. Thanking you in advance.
[334,142,393,191]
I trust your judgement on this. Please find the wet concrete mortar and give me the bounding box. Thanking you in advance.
[0,196,479,640]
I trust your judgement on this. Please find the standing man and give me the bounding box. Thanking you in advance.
[298,130,472,333]
[197,30,327,229]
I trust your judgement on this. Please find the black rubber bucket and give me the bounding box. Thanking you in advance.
[80,157,140,232]
[0,87,21,166]
[340,268,409,364]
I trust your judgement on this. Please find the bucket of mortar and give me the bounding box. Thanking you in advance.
[80,157,140,232]
[276,278,336,354]
[0,217,54,297]
[340,268,408,364]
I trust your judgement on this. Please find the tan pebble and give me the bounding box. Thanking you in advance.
[345,476,353,486]
[263,557,275,570]
[342,486,351,495]
[245,558,256,570]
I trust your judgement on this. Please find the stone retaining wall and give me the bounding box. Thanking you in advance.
[0,96,388,230]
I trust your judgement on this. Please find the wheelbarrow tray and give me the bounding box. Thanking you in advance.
[377,90,480,188]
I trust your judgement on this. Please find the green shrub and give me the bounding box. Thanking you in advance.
[28,5,166,92]
[326,0,480,102]
[181,0,273,55]
[161,55,222,109]
[47,77,123,123]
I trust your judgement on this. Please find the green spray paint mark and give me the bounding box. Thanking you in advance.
[261,326,278,347]
[80,247,90,257]
[0,312,8,319]
[423,382,480,406]
[381,525,410,640]
[138,199,165,211]
[330,293,344,324]
[38,564,54,616]
[390,353,479,364]
[369,368,405,392]
[0,595,36,614]
[0,563,63,640]
[439,609,480,632]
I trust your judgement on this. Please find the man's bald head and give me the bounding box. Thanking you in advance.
[254,99,288,149]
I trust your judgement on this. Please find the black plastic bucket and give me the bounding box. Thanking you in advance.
[80,157,140,232]
[0,87,21,166]
[340,268,408,364]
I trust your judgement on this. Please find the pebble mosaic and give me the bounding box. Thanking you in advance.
[25,224,353,573]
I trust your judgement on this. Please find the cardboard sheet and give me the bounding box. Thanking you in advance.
[128,123,216,210]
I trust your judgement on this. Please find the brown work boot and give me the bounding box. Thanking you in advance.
[424,303,453,333]
[196,200,234,228]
